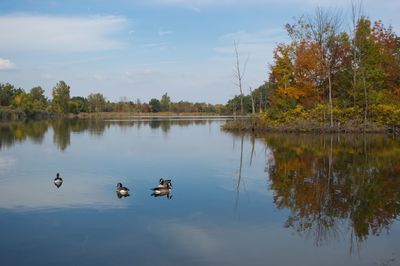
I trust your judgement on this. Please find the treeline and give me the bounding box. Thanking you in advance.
[228,6,400,131]
[0,81,228,120]
[268,7,400,128]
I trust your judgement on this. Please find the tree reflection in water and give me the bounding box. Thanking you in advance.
[264,134,400,250]
[0,118,209,151]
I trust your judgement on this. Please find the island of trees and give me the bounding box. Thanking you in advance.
[225,6,400,133]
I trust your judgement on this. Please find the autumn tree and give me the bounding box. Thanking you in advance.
[286,8,343,127]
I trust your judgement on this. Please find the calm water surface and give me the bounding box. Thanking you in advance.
[0,119,399,266]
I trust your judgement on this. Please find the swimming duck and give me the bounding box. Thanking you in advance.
[54,173,63,188]
[151,182,172,199]
[116,182,130,196]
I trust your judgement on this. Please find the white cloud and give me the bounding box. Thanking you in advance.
[0,14,127,53]
[0,58,16,71]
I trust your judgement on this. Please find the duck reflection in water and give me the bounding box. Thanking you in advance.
[116,182,130,199]
[54,173,63,188]
[151,180,172,199]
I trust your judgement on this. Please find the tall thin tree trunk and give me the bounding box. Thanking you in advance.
[363,71,368,128]
[351,1,360,108]
[234,41,246,115]
[323,88,326,128]
[328,71,334,128]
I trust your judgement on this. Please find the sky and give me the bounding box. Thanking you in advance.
[0,0,399,104]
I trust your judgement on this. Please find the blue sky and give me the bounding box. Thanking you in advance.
[0,0,399,103]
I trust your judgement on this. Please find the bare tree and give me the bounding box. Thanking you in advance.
[233,40,248,115]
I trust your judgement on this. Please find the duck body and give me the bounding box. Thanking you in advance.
[116,182,130,196]
[151,182,172,199]
[54,173,63,188]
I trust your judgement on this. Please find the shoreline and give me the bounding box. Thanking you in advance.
[0,111,241,122]
[222,117,399,135]
[68,112,245,119]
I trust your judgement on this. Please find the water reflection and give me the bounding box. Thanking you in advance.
[0,118,211,151]
[0,119,398,265]
[0,121,49,149]
[262,134,400,248]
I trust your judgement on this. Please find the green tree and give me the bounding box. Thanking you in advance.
[70,96,88,113]
[160,93,171,112]
[29,86,48,110]
[226,95,253,114]
[0,83,18,106]
[52,81,71,114]
[149,98,161,112]
[87,93,106,112]
[30,87,47,103]
[355,17,384,126]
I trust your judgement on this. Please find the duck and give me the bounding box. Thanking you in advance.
[156,178,172,188]
[54,173,63,188]
[116,182,130,196]
[151,182,172,199]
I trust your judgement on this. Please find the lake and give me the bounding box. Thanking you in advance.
[0,118,399,266]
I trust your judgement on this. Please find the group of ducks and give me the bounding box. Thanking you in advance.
[54,173,173,199]
[116,178,172,199]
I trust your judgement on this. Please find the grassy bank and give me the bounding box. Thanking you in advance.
[222,116,398,134]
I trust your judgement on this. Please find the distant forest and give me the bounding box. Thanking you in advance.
[0,80,236,120]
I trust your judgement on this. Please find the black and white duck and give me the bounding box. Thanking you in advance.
[116,182,130,197]
[151,181,172,199]
[54,173,63,188]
